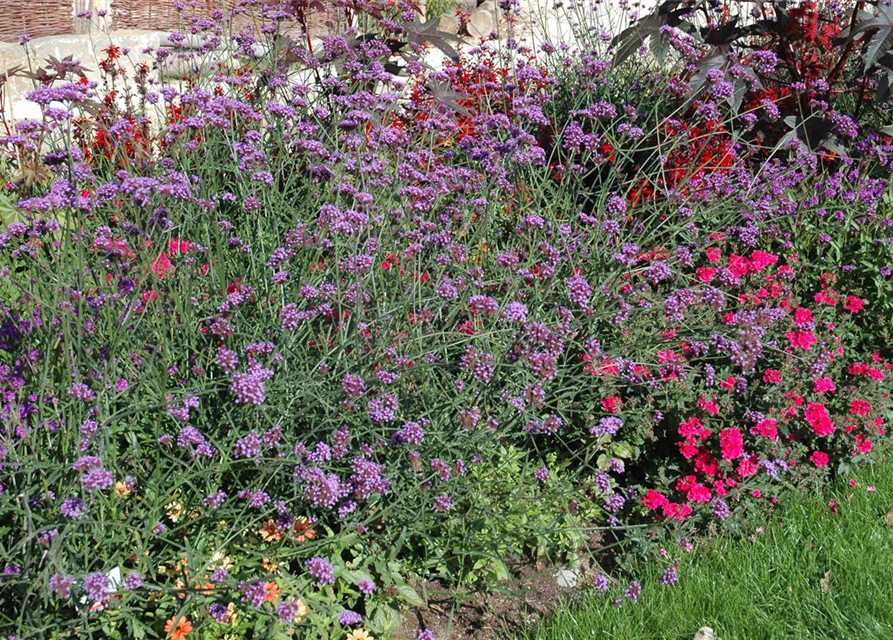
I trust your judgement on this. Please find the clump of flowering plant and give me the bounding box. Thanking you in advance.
[0,0,891,638]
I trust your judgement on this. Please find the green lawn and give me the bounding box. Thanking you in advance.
[521,460,893,640]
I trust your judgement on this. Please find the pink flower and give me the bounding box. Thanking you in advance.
[785,330,817,351]
[601,396,621,413]
[679,440,699,459]
[855,434,873,454]
[705,247,721,262]
[737,456,758,477]
[763,369,781,384]
[719,428,744,460]
[809,451,829,467]
[751,418,778,440]
[643,489,668,510]
[697,397,720,415]
[804,402,834,437]
[686,483,712,504]
[696,267,717,282]
[849,399,871,416]
[662,502,693,520]
[749,250,778,271]
[792,307,813,325]
[151,251,173,278]
[168,238,192,255]
[678,417,710,440]
[844,295,864,313]
[812,378,836,393]
[728,254,750,278]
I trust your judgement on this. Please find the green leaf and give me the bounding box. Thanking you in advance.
[611,441,633,459]
[489,558,510,581]
[396,582,426,607]
[368,603,402,634]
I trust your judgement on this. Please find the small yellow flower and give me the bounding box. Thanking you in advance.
[346,629,375,640]
[295,598,308,619]
[226,602,238,625]
[261,557,278,573]
[210,551,233,570]
[115,481,131,497]
[165,501,185,522]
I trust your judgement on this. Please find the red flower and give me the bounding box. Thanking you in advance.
[719,428,744,460]
[686,482,712,504]
[855,434,873,454]
[737,455,758,477]
[643,489,668,510]
[804,402,834,437]
[751,418,778,440]
[662,502,693,520]
[151,252,173,278]
[844,295,864,313]
[601,396,622,413]
[850,399,871,416]
[785,330,817,351]
[696,267,716,282]
[694,450,718,476]
[809,451,829,467]
[792,308,813,325]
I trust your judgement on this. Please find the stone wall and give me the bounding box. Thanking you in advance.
[2,30,174,121]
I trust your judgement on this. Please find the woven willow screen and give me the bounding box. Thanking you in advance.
[1,0,76,42]
[0,1,333,43]
[112,0,236,32]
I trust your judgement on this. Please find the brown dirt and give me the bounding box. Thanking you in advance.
[392,554,602,640]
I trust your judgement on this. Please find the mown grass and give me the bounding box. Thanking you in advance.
[521,458,893,640]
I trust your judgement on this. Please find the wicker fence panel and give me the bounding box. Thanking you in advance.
[111,0,227,31]
[112,0,334,36]
[0,0,75,42]
[0,1,336,44]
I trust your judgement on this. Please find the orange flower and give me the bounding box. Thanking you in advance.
[293,517,316,543]
[258,520,283,542]
[164,615,193,640]
[263,581,280,602]
[114,480,131,497]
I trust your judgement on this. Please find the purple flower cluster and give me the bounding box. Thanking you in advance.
[305,557,335,586]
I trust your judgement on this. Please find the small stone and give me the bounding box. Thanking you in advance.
[554,567,578,588]
[693,627,715,640]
